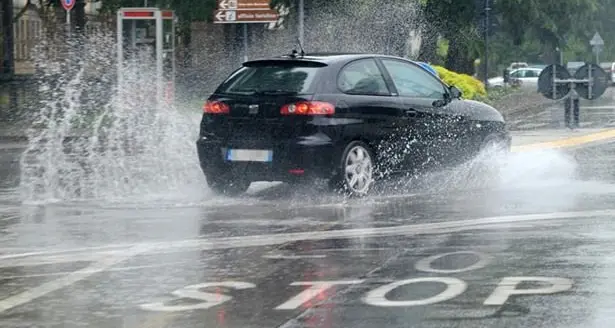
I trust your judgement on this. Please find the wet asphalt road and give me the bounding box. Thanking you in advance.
[2,139,615,327]
[509,87,615,130]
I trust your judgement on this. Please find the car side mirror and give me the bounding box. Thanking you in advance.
[449,86,462,99]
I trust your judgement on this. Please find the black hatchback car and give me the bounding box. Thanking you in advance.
[196,52,511,196]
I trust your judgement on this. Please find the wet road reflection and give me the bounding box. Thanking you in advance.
[0,141,615,327]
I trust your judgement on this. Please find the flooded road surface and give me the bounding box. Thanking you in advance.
[1,138,615,328]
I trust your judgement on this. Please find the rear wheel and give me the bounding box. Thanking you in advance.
[330,141,375,196]
[206,173,251,196]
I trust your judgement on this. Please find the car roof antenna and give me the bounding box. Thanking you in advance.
[296,37,306,57]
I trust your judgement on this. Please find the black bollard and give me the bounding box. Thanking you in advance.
[564,97,571,128]
[572,98,580,128]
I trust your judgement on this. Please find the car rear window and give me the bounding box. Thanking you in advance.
[217,61,326,95]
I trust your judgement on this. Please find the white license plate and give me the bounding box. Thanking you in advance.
[226,149,273,162]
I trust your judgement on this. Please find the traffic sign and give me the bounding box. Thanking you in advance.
[538,64,571,100]
[213,9,278,23]
[573,63,608,100]
[218,0,271,10]
[61,0,75,11]
[590,32,604,47]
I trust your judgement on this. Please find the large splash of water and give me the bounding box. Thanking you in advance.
[18,33,205,204]
[14,5,587,207]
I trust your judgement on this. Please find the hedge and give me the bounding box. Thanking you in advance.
[432,65,487,100]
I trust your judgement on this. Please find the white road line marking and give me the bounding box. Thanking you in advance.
[307,247,391,252]
[414,251,491,274]
[275,281,364,310]
[0,244,139,260]
[0,251,124,268]
[0,261,194,279]
[484,276,574,306]
[362,277,468,307]
[1,209,614,265]
[140,281,257,312]
[0,215,19,222]
[262,254,327,260]
[0,245,149,313]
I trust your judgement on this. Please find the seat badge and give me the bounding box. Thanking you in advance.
[248,104,259,114]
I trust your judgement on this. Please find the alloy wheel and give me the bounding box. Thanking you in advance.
[343,145,374,194]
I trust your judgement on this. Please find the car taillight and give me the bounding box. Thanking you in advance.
[281,101,335,115]
[203,100,230,114]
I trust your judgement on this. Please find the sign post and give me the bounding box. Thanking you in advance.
[538,63,608,129]
[61,0,75,30]
[590,32,605,64]
[213,0,279,62]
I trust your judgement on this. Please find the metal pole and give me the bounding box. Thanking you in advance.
[483,0,490,86]
[552,63,556,101]
[573,98,579,128]
[588,62,593,100]
[243,24,248,62]
[564,97,571,128]
[117,10,123,95]
[155,9,163,108]
[131,20,137,50]
[298,0,304,46]
[171,14,176,104]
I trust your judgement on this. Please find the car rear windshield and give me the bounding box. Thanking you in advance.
[217,61,326,95]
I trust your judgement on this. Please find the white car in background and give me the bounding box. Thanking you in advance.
[488,67,543,90]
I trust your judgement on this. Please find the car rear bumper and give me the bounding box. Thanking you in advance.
[196,135,339,182]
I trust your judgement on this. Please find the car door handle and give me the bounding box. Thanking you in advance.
[404,109,418,117]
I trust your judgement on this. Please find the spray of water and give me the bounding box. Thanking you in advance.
[19,33,205,204]
[15,2,588,207]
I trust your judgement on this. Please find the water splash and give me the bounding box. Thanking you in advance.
[19,33,205,204]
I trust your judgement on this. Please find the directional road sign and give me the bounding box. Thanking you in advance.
[218,0,271,10]
[214,0,277,23]
[573,63,608,100]
[538,64,571,100]
[61,0,75,11]
[213,9,279,23]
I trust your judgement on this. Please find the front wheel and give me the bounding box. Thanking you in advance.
[330,141,375,196]
[206,173,251,196]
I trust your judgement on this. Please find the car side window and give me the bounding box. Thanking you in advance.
[338,59,390,96]
[524,70,538,78]
[510,70,522,78]
[380,59,447,99]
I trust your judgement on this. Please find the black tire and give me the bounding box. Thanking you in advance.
[329,141,375,196]
[206,173,251,196]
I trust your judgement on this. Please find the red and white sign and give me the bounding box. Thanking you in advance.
[61,0,75,11]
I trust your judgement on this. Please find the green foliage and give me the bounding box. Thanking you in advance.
[433,65,487,100]
[421,0,605,75]
[436,38,448,62]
